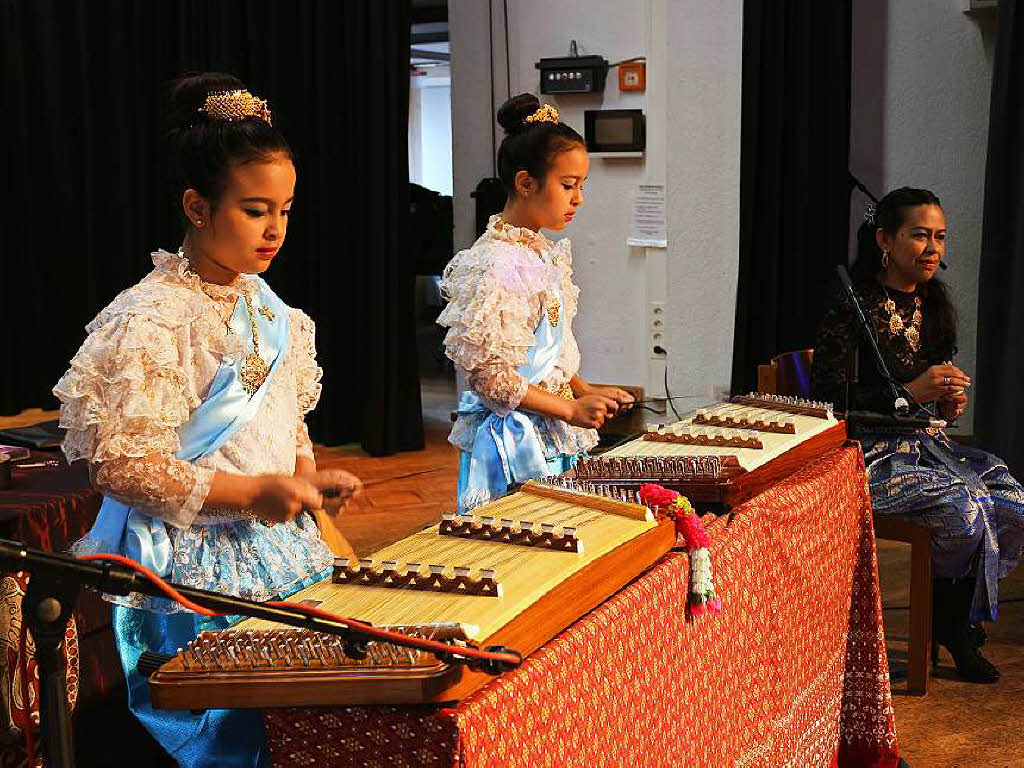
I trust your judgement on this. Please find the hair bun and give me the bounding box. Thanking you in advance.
[166,71,247,134]
[497,93,542,133]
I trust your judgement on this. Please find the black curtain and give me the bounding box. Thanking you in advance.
[730,1,852,394]
[976,2,1024,476]
[0,0,422,455]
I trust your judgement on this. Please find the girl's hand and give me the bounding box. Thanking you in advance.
[310,469,363,516]
[906,364,971,404]
[251,474,324,524]
[568,395,619,429]
[586,385,635,410]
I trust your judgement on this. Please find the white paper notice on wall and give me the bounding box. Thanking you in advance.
[627,184,667,248]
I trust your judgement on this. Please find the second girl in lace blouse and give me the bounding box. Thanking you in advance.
[53,73,360,767]
[439,94,634,511]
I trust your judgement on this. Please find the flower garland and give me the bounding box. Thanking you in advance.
[639,483,722,618]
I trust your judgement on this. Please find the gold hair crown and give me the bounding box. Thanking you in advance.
[199,89,272,126]
[524,103,559,125]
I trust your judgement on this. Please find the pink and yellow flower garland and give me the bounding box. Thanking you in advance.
[639,483,722,617]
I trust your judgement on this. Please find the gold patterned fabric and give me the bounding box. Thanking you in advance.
[264,445,900,767]
[0,572,79,768]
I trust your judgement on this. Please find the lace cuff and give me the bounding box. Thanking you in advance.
[291,309,323,415]
[93,456,215,529]
[295,420,315,460]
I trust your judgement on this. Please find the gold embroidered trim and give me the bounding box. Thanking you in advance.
[547,296,561,327]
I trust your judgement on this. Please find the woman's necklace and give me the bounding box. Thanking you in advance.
[881,286,923,352]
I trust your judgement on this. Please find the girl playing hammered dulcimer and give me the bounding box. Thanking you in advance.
[438,93,634,512]
[53,73,361,767]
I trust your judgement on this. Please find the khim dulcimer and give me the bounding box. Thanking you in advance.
[574,393,847,508]
[148,479,675,709]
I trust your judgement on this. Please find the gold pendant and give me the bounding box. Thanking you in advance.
[883,298,897,314]
[240,353,270,395]
[258,305,276,322]
[905,325,920,352]
[889,314,904,335]
[912,309,923,325]
[547,297,561,327]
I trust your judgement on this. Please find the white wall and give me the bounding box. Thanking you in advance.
[851,1,996,431]
[448,0,744,402]
[664,0,743,408]
[409,73,454,196]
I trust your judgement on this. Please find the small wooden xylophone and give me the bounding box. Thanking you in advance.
[148,479,676,709]
[574,393,846,507]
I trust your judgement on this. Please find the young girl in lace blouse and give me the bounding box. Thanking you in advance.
[439,94,634,511]
[53,73,360,768]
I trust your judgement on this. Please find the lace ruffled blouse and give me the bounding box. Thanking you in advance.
[437,216,598,457]
[53,250,324,528]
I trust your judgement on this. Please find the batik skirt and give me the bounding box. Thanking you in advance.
[863,430,1024,622]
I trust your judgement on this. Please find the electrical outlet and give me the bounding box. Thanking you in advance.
[649,302,667,357]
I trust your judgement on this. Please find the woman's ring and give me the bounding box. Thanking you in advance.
[942,376,950,386]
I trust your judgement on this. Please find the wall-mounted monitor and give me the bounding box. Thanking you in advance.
[584,109,645,154]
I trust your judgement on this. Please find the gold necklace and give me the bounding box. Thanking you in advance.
[882,287,923,352]
[178,248,270,395]
[239,295,270,395]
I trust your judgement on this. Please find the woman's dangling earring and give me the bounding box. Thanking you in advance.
[881,250,890,270]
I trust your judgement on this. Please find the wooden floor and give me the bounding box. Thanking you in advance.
[3,385,1023,765]
[877,539,1024,767]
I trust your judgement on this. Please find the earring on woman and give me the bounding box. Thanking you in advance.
[195,219,204,228]
[881,250,891,270]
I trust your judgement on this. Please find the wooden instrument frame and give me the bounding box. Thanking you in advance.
[149,516,676,709]
[579,421,847,508]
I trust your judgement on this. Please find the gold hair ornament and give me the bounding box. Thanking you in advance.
[199,89,273,126]
[524,103,560,125]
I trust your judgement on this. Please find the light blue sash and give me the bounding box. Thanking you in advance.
[457,287,567,510]
[76,278,291,575]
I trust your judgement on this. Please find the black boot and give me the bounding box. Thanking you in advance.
[968,622,988,648]
[932,578,999,683]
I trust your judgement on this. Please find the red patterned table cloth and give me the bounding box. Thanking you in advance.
[0,456,104,768]
[264,444,900,767]
[0,457,112,704]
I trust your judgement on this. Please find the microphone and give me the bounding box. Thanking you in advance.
[835,265,910,415]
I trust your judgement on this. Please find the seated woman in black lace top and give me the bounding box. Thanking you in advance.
[811,187,1024,683]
